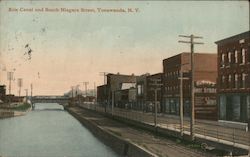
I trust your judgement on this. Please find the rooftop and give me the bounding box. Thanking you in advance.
[215,31,250,45]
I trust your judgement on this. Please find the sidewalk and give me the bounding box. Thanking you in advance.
[68,106,214,157]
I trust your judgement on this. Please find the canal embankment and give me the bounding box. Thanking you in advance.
[66,105,214,157]
[0,102,31,118]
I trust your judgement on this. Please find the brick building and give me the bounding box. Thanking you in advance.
[136,73,150,110]
[215,31,250,123]
[145,73,163,112]
[114,87,136,109]
[97,85,108,106]
[162,53,218,120]
[97,73,137,107]
[136,73,163,112]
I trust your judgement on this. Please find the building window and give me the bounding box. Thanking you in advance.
[247,48,250,63]
[221,53,225,67]
[137,84,143,95]
[221,75,225,88]
[235,74,238,88]
[228,52,232,63]
[228,74,232,88]
[242,73,246,88]
[241,48,245,64]
[219,95,226,120]
[235,50,238,63]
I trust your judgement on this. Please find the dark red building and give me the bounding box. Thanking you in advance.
[136,73,150,110]
[136,73,163,112]
[162,52,218,120]
[97,73,137,107]
[145,73,163,112]
[97,85,108,106]
[114,87,136,109]
[215,31,250,123]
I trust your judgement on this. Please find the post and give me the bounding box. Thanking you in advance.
[149,78,162,131]
[190,35,195,140]
[112,90,114,116]
[30,83,33,105]
[81,82,89,98]
[99,72,108,84]
[154,89,158,129]
[71,86,74,103]
[7,72,13,95]
[85,83,87,97]
[17,78,23,97]
[93,82,96,97]
[25,89,28,103]
[30,84,33,98]
[19,87,21,97]
[178,34,203,140]
[180,71,184,136]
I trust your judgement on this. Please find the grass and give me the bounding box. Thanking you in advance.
[13,103,31,111]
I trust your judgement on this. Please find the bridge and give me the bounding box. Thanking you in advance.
[30,95,70,107]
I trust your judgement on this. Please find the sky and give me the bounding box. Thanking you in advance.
[0,1,249,96]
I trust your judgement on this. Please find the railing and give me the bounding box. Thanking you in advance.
[79,103,250,149]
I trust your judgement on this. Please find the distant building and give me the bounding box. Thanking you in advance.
[114,87,136,109]
[215,31,250,123]
[162,52,218,120]
[136,73,150,110]
[0,85,6,103]
[97,85,108,106]
[97,73,137,107]
[145,73,163,112]
[135,73,163,112]
[5,94,24,103]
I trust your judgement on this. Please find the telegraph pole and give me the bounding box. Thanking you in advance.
[30,84,33,98]
[17,78,23,97]
[93,82,96,97]
[81,82,89,97]
[149,78,162,131]
[71,86,74,98]
[179,71,184,136]
[178,63,189,137]
[24,89,28,103]
[99,72,108,84]
[178,34,204,140]
[7,72,13,95]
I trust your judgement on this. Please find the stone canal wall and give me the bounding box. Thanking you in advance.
[0,110,14,118]
[66,107,156,157]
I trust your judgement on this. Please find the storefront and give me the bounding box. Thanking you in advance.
[219,94,250,123]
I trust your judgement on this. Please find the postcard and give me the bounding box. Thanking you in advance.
[0,1,249,157]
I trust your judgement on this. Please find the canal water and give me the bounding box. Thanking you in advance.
[0,103,119,157]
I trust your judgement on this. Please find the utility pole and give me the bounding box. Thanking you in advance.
[81,82,89,97]
[30,84,33,98]
[17,78,23,97]
[149,78,162,131]
[93,82,96,98]
[30,84,33,108]
[99,72,108,84]
[71,86,74,98]
[7,72,13,95]
[178,63,189,137]
[24,89,28,103]
[111,90,114,116]
[75,84,80,105]
[179,34,204,140]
